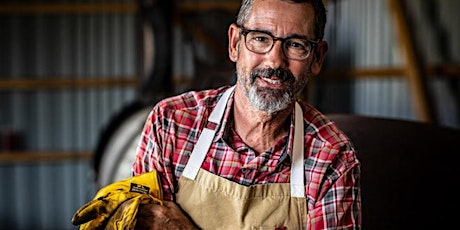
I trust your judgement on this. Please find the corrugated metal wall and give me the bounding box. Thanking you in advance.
[0,6,138,230]
[318,0,460,127]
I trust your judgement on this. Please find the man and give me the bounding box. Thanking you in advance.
[132,0,361,229]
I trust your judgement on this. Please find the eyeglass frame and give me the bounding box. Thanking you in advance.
[238,25,319,61]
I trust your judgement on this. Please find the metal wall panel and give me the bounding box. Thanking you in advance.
[319,0,459,127]
[1,9,138,230]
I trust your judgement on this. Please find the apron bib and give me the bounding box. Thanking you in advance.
[177,87,307,229]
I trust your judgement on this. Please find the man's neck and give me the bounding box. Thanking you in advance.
[232,88,292,154]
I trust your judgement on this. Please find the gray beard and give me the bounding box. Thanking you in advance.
[247,86,292,114]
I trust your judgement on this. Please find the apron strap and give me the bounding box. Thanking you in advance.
[182,86,235,180]
[290,102,305,198]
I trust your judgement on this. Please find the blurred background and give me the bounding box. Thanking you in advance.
[0,0,459,229]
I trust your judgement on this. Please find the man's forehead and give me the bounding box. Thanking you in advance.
[247,0,315,34]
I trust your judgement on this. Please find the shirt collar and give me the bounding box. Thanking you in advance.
[213,92,298,164]
[213,89,235,141]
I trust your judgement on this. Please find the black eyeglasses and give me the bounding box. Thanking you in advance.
[239,26,318,61]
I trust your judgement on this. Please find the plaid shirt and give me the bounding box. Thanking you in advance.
[132,85,361,229]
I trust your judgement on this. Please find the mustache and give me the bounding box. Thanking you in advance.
[250,68,295,83]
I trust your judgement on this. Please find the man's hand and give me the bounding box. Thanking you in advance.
[135,201,199,230]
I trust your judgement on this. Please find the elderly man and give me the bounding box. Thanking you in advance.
[132,0,361,229]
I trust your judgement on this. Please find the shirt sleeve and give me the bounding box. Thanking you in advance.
[306,148,362,229]
[131,106,176,201]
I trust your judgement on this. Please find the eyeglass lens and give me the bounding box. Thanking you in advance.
[244,30,313,60]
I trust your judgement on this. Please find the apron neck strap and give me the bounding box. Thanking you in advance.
[182,86,235,179]
[290,102,305,197]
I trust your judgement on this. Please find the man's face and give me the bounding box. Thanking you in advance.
[229,0,325,114]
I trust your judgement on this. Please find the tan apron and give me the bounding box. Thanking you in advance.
[177,87,307,230]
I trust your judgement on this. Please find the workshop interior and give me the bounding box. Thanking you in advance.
[0,0,459,229]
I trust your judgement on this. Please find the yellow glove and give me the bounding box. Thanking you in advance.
[102,194,152,230]
[71,171,163,230]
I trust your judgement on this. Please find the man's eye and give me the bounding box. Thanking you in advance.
[253,36,270,43]
[287,40,308,50]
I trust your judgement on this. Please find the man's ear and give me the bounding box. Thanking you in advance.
[228,23,240,62]
[310,40,328,75]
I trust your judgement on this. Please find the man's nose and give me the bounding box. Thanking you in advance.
[265,41,288,68]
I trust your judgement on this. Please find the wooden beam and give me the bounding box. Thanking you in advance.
[0,151,92,163]
[320,64,460,79]
[0,77,140,90]
[0,3,137,14]
[388,0,436,122]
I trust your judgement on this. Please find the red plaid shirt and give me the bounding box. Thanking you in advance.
[132,85,361,229]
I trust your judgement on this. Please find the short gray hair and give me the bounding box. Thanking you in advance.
[236,0,327,40]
